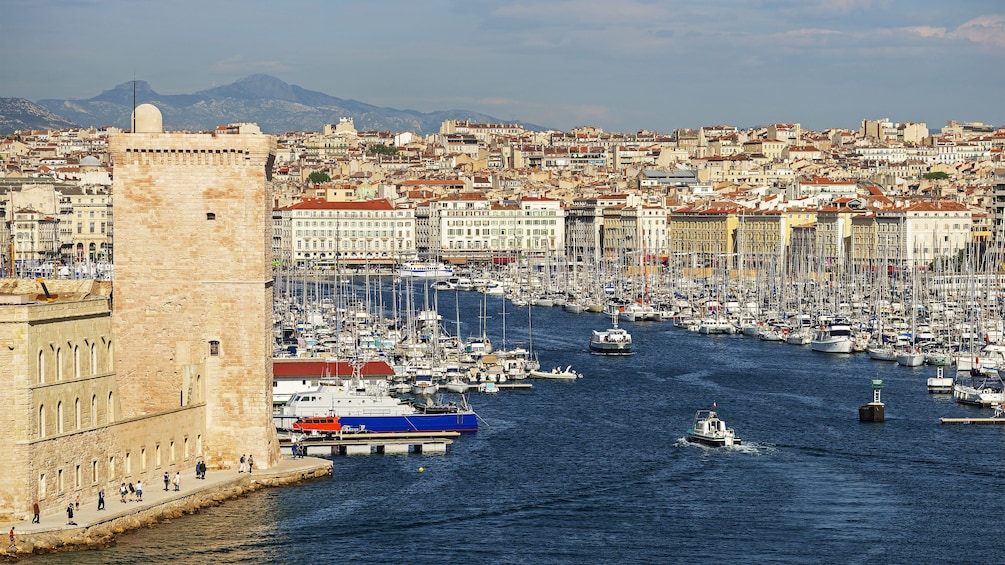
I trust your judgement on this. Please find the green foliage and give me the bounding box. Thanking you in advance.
[368,144,398,156]
[922,171,949,180]
[307,171,331,184]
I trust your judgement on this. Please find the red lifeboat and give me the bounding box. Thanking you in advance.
[292,416,342,434]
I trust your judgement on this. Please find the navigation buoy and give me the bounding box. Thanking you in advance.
[859,378,885,422]
[418,467,424,472]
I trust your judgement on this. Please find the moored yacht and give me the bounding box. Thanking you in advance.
[810,320,855,354]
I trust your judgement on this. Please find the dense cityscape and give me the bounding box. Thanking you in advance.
[2,116,1003,278]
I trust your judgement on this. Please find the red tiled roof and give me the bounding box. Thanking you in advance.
[272,359,395,378]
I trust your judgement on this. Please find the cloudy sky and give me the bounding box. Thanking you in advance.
[3,0,1003,133]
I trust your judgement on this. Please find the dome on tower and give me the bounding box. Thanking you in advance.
[132,103,163,133]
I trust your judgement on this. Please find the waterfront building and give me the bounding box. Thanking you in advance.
[564,194,634,266]
[667,204,741,271]
[272,198,415,267]
[435,193,565,263]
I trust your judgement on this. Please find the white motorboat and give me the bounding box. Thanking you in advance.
[589,313,633,355]
[697,317,736,335]
[953,367,1005,406]
[617,302,659,322]
[810,321,855,354]
[442,376,471,394]
[686,407,741,447]
[529,365,581,380]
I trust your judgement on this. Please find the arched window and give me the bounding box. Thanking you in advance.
[38,404,46,438]
[74,345,80,379]
[56,347,63,381]
[90,344,97,375]
[57,401,64,434]
[107,391,115,423]
[74,397,81,429]
[107,341,113,371]
[91,395,97,426]
[38,350,45,384]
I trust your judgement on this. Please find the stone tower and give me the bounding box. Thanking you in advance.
[109,104,279,469]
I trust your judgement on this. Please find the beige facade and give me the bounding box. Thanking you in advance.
[0,108,280,521]
[0,280,207,522]
[108,109,279,472]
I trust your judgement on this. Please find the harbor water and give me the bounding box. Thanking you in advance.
[35,286,1005,564]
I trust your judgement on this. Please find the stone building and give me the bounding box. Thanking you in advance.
[109,104,279,469]
[0,104,280,521]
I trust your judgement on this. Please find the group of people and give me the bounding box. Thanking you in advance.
[17,455,265,531]
[118,480,143,503]
[291,443,306,458]
[162,471,182,491]
[238,454,255,473]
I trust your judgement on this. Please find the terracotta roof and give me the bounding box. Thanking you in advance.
[272,359,395,378]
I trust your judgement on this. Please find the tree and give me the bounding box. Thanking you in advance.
[922,171,949,180]
[307,171,331,184]
[368,144,398,156]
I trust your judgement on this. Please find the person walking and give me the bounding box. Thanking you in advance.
[248,454,254,473]
[173,471,181,492]
[164,471,170,491]
[31,501,40,524]
[97,488,105,511]
[120,483,127,503]
[66,503,75,525]
[239,454,246,473]
[135,480,143,502]
[8,527,15,550]
[127,482,134,502]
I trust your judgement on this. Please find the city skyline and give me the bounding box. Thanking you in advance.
[2,0,1003,133]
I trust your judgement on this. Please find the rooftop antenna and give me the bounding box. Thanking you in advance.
[131,70,136,132]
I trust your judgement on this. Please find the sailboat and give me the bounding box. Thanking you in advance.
[896,269,925,367]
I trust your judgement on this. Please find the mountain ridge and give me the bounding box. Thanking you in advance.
[2,75,541,135]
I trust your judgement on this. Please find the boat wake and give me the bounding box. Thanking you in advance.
[673,436,773,456]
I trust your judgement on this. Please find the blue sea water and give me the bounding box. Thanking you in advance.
[36,286,1005,564]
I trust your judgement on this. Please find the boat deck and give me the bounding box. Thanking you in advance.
[286,431,460,456]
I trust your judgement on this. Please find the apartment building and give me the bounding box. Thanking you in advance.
[273,198,415,267]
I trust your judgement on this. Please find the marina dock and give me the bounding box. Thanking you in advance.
[939,417,1005,425]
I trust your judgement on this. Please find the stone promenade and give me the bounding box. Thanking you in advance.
[2,456,332,556]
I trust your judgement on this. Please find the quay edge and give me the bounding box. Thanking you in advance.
[3,458,333,557]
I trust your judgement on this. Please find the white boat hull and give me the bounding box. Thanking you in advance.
[810,338,855,354]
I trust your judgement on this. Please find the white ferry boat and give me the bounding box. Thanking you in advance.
[396,261,454,279]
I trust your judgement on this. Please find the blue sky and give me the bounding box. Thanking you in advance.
[2,0,1003,133]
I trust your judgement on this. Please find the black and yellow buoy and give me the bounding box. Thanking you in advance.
[859,378,885,422]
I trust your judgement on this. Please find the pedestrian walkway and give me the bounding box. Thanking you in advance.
[1,456,331,537]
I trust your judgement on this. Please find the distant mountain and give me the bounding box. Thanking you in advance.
[0,97,80,134]
[31,75,541,135]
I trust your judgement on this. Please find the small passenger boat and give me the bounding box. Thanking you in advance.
[529,365,581,380]
[686,407,741,447]
[589,312,633,355]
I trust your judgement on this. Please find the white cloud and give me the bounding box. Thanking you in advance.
[948,14,1005,49]
[902,26,947,39]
